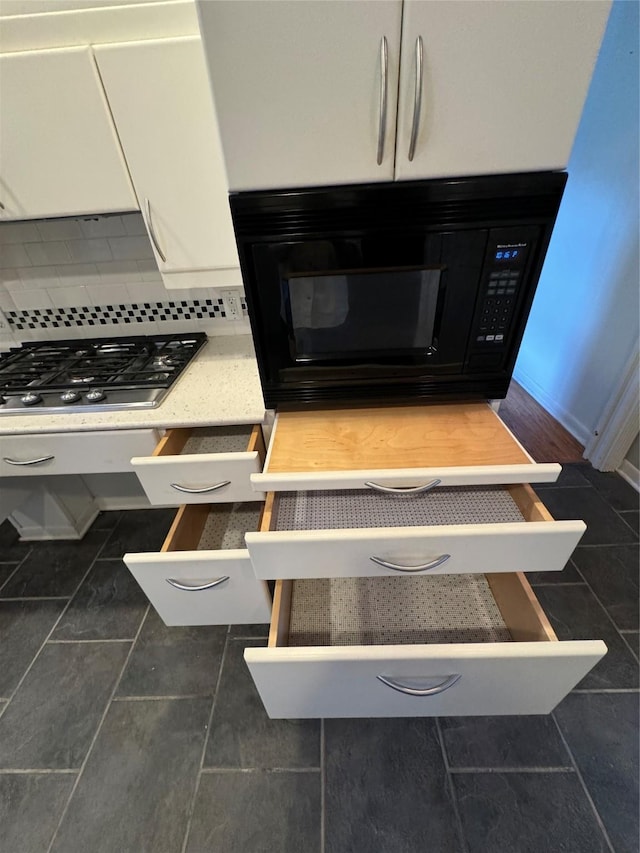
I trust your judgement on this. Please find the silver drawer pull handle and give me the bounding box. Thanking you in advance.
[377,674,461,696]
[408,35,424,161]
[364,478,441,495]
[145,197,167,263]
[170,480,231,494]
[166,577,229,591]
[376,36,388,165]
[370,553,450,573]
[3,455,55,466]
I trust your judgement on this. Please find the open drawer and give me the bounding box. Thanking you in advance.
[245,573,607,718]
[252,404,562,492]
[245,484,586,579]
[131,424,265,506]
[124,502,271,626]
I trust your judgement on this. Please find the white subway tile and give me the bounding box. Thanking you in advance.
[122,213,148,236]
[157,318,197,334]
[0,244,31,269]
[136,258,160,275]
[108,236,155,261]
[25,240,72,266]
[0,290,16,312]
[53,285,91,308]
[0,222,40,244]
[79,215,126,239]
[126,281,167,303]
[199,318,237,337]
[11,289,54,310]
[87,283,130,306]
[16,267,60,289]
[66,238,112,263]
[54,263,101,286]
[36,219,83,241]
[0,268,21,287]
[96,260,142,285]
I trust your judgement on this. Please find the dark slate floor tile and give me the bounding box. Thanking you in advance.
[51,697,209,853]
[117,609,226,697]
[580,467,639,511]
[440,716,571,769]
[0,642,129,769]
[89,510,123,531]
[619,510,639,536]
[0,531,108,598]
[527,558,583,585]
[534,584,639,689]
[325,718,461,853]
[555,692,639,853]
[204,639,319,769]
[0,519,32,564]
[100,508,176,559]
[52,559,148,641]
[228,622,270,637]
[454,772,609,853]
[621,630,639,660]
[534,463,590,488]
[0,772,76,853]
[573,544,639,630]
[0,562,19,589]
[0,599,66,696]
[536,487,638,545]
[186,771,321,853]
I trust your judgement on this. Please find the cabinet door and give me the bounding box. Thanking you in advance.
[395,0,611,180]
[94,37,239,275]
[0,46,136,220]
[197,0,402,191]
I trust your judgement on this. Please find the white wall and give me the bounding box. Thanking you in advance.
[514,0,639,448]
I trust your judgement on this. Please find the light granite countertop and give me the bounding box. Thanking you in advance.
[0,336,266,436]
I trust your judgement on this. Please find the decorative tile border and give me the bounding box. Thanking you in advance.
[5,298,248,331]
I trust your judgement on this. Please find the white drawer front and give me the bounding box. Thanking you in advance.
[0,429,159,477]
[246,520,586,580]
[124,550,271,626]
[245,640,606,719]
[252,463,562,492]
[131,451,264,505]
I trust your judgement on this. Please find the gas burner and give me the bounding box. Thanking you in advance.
[145,372,170,382]
[70,375,95,384]
[152,355,176,368]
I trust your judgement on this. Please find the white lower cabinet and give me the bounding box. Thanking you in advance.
[124,502,271,626]
[244,574,606,719]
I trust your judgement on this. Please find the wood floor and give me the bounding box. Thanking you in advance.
[498,381,585,464]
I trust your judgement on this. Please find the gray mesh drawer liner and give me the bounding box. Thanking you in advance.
[274,487,525,531]
[181,425,253,455]
[197,502,262,550]
[288,575,512,646]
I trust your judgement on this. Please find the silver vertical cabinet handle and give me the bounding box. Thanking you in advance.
[369,553,451,573]
[376,36,389,165]
[166,577,229,591]
[408,35,424,161]
[145,198,167,263]
[377,674,461,696]
[170,480,231,494]
[3,455,55,466]
[364,478,441,495]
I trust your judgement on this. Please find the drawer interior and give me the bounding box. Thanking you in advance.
[267,484,553,531]
[269,572,557,648]
[161,502,263,553]
[154,424,264,458]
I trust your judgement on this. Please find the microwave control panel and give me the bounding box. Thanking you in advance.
[471,239,530,349]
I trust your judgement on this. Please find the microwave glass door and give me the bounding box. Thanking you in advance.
[286,267,441,362]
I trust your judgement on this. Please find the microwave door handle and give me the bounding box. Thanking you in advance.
[408,35,424,162]
[377,36,388,165]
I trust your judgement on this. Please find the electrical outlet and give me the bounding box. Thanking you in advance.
[220,289,242,320]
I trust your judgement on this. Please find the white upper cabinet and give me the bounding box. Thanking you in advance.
[395,0,612,180]
[0,46,136,220]
[198,0,610,191]
[196,0,402,191]
[94,37,240,280]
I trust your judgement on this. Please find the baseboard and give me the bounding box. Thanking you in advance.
[618,459,640,493]
[512,367,591,448]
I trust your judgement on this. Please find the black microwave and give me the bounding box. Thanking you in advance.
[230,172,566,408]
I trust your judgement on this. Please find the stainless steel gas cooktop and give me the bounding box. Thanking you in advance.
[0,333,206,414]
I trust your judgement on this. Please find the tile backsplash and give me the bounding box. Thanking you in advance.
[0,213,249,348]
